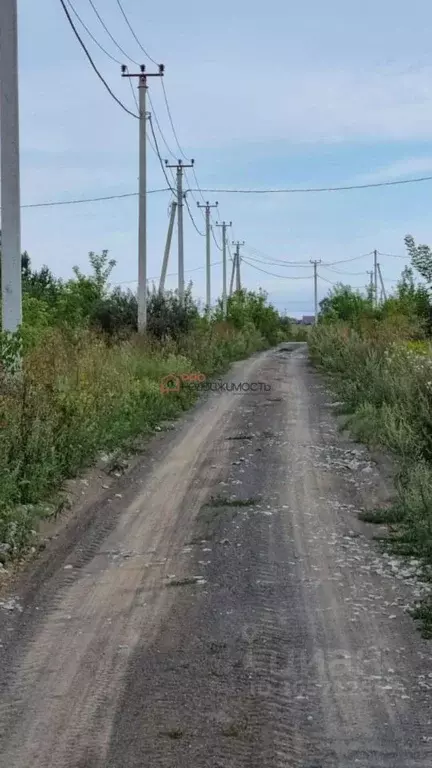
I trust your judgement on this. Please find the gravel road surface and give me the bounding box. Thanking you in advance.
[1,342,432,767]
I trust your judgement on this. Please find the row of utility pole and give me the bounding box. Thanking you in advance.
[0,0,388,338]
[123,66,242,332]
[0,0,243,338]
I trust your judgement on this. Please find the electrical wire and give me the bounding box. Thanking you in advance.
[147,91,177,160]
[242,259,311,280]
[322,252,374,266]
[187,175,432,194]
[116,259,224,285]
[184,194,205,236]
[59,0,139,119]
[244,245,314,266]
[321,265,369,276]
[377,251,408,259]
[86,0,139,65]
[160,79,189,161]
[211,226,223,252]
[65,0,123,65]
[6,189,170,210]
[115,0,159,65]
[147,115,176,193]
[125,66,139,111]
[243,252,314,269]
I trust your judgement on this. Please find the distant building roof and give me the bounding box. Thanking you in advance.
[301,315,315,324]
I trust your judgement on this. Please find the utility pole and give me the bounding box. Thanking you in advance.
[229,252,236,296]
[197,200,218,312]
[165,159,194,303]
[377,263,387,302]
[215,221,232,317]
[159,201,177,294]
[122,63,164,332]
[367,270,374,304]
[310,260,321,324]
[232,241,244,293]
[0,0,22,334]
[373,249,378,308]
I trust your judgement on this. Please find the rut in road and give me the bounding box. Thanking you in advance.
[0,343,432,767]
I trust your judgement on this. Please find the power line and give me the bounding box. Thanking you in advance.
[211,226,223,252]
[184,194,205,236]
[377,251,408,259]
[323,252,373,266]
[115,0,159,66]
[4,189,170,210]
[147,115,176,192]
[147,91,177,160]
[59,0,139,119]
[160,79,189,161]
[117,259,224,284]
[186,175,432,194]
[124,65,139,111]
[242,259,311,279]
[65,0,123,65]
[322,265,368,276]
[244,252,314,269]
[86,0,139,65]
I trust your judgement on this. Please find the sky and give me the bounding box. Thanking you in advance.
[5,0,432,316]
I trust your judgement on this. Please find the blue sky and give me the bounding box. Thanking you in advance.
[8,0,432,315]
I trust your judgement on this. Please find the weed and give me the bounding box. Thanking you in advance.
[159,728,184,740]
[165,576,204,588]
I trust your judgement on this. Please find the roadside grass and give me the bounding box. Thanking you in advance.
[0,322,269,564]
[309,322,432,634]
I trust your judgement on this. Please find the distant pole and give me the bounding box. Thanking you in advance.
[122,63,164,331]
[0,0,22,333]
[215,221,232,317]
[197,200,218,312]
[229,251,236,296]
[165,159,194,303]
[373,249,378,308]
[377,263,387,302]
[310,259,321,324]
[232,241,244,293]
[159,201,177,293]
[367,270,374,303]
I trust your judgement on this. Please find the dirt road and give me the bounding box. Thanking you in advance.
[1,343,432,767]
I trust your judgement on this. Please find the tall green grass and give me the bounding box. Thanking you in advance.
[310,322,432,634]
[0,322,268,560]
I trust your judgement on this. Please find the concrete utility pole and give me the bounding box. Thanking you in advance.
[373,249,378,308]
[197,200,218,312]
[159,201,177,294]
[122,64,164,332]
[377,263,387,302]
[229,252,236,297]
[0,0,22,333]
[367,270,374,303]
[165,159,194,303]
[215,221,232,317]
[232,241,244,293]
[310,259,321,324]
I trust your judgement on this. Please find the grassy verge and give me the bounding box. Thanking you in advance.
[0,322,269,564]
[309,323,432,635]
